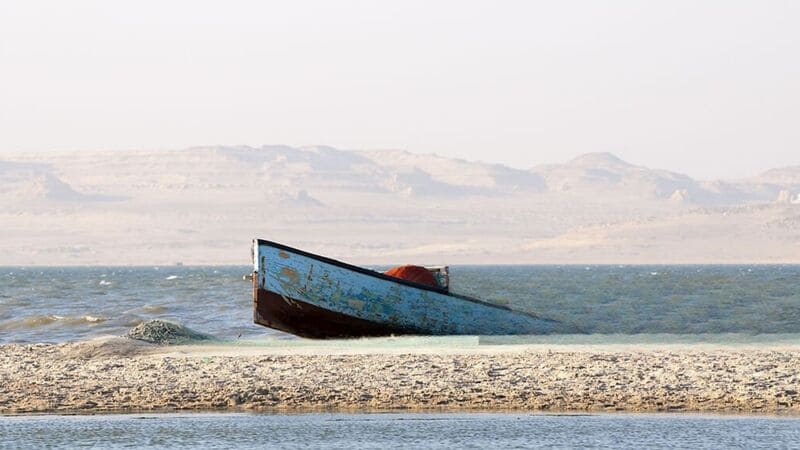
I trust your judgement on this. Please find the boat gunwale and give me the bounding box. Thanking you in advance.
[255,239,545,319]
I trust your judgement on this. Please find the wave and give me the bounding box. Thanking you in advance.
[67,315,108,324]
[0,314,109,330]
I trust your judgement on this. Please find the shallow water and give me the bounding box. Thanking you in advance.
[1,265,799,344]
[1,412,799,449]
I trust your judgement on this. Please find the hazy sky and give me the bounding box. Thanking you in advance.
[1,1,798,179]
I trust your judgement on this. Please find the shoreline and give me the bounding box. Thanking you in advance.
[1,338,799,415]
[5,410,800,419]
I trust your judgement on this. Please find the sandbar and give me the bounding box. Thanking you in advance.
[1,338,798,414]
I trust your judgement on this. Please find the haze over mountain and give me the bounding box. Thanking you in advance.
[1,146,798,265]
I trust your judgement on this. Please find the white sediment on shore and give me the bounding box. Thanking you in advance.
[1,338,798,414]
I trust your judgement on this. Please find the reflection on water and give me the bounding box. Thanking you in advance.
[1,265,800,343]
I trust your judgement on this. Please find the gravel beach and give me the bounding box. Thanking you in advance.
[1,339,798,414]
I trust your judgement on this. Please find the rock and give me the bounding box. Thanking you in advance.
[776,190,792,204]
[670,189,689,203]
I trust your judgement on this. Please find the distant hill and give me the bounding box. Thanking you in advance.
[0,160,124,203]
[530,152,781,205]
[0,146,798,265]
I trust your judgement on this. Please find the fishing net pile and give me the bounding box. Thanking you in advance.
[125,319,215,345]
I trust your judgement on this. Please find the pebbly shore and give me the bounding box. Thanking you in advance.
[1,339,798,414]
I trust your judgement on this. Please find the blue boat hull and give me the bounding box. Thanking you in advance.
[252,240,572,338]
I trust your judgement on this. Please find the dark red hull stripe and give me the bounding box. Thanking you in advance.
[254,288,417,339]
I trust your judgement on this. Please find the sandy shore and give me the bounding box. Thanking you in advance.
[1,338,799,414]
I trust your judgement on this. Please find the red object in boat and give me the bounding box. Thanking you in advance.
[384,265,438,288]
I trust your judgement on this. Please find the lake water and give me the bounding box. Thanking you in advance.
[1,265,800,344]
[1,412,799,449]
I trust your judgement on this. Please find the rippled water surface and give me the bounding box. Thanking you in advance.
[1,413,799,449]
[1,265,799,343]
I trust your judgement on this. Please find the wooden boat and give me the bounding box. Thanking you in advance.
[252,239,574,338]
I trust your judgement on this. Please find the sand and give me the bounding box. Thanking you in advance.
[1,338,798,414]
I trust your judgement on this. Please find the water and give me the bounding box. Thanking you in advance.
[1,412,799,449]
[1,265,799,344]
[2,269,799,448]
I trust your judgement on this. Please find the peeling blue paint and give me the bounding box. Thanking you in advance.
[255,241,570,335]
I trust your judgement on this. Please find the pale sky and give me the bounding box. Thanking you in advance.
[1,0,798,179]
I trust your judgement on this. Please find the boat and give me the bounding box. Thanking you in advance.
[252,239,574,338]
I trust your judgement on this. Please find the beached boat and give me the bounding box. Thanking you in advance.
[252,239,572,338]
